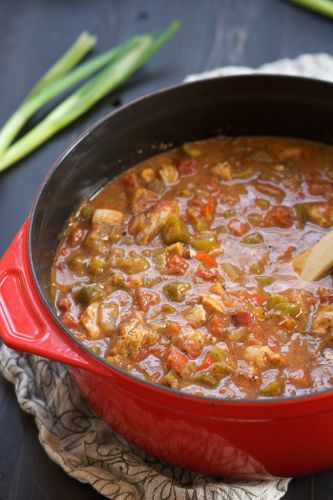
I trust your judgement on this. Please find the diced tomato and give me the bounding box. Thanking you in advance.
[296,191,305,201]
[252,293,268,306]
[195,251,217,267]
[247,336,261,346]
[186,206,199,224]
[320,291,333,303]
[232,310,252,327]
[278,317,297,330]
[135,289,160,311]
[167,322,181,335]
[227,219,250,237]
[149,345,167,359]
[201,197,217,220]
[165,254,189,275]
[178,157,197,175]
[57,297,71,311]
[150,372,161,383]
[134,347,149,362]
[308,181,333,197]
[166,346,189,377]
[209,314,230,338]
[195,266,217,281]
[282,246,296,260]
[123,173,139,191]
[229,290,250,304]
[60,312,79,329]
[197,354,215,371]
[263,206,294,228]
[289,369,310,387]
[255,183,284,201]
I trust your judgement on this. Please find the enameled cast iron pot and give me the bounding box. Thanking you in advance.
[2,75,333,480]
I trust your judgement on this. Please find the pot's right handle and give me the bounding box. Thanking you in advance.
[0,219,109,376]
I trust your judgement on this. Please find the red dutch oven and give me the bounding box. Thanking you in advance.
[1,75,333,480]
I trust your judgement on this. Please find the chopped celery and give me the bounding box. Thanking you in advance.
[255,276,274,286]
[192,233,216,251]
[163,281,191,302]
[194,219,209,233]
[295,203,309,224]
[241,232,264,244]
[162,216,190,244]
[275,302,301,317]
[266,294,288,309]
[260,379,283,396]
[76,285,104,305]
[208,346,227,361]
[247,213,262,226]
[88,256,106,275]
[255,198,270,210]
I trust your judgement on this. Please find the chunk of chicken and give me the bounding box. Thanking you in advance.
[140,168,155,183]
[210,162,232,181]
[159,164,179,184]
[128,200,179,245]
[98,300,119,333]
[166,242,190,258]
[307,203,333,228]
[92,209,124,225]
[244,345,283,370]
[113,312,158,357]
[80,299,120,339]
[130,187,159,215]
[183,304,207,326]
[80,302,100,340]
[312,304,333,336]
[173,326,208,357]
[112,252,149,275]
[201,295,225,315]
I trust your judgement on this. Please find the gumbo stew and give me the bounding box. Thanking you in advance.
[52,136,333,399]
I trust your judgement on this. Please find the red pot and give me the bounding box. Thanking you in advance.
[2,75,333,479]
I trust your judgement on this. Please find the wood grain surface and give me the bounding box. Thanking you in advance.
[1,0,333,498]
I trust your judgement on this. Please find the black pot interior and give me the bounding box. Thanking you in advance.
[30,74,333,302]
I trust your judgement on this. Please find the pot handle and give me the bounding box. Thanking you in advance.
[0,219,109,376]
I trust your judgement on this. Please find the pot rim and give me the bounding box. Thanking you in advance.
[28,73,333,406]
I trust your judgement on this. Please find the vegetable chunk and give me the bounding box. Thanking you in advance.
[92,208,124,225]
[53,135,333,400]
[129,200,179,244]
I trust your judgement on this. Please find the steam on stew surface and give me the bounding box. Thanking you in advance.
[52,136,333,399]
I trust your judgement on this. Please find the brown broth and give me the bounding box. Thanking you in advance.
[52,136,333,399]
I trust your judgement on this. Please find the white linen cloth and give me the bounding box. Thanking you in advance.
[3,53,333,499]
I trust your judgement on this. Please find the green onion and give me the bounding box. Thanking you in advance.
[0,21,179,172]
[288,0,333,19]
[27,31,97,98]
[0,36,141,157]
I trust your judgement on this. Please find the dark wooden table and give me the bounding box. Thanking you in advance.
[1,0,333,498]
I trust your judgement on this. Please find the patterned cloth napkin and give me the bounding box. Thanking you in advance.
[3,53,333,499]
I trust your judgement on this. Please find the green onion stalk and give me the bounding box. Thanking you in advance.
[0,21,179,172]
[0,36,142,157]
[288,0,333,18]
[27,31,97,98]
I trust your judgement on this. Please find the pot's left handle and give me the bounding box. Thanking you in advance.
[0,219,108,375]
